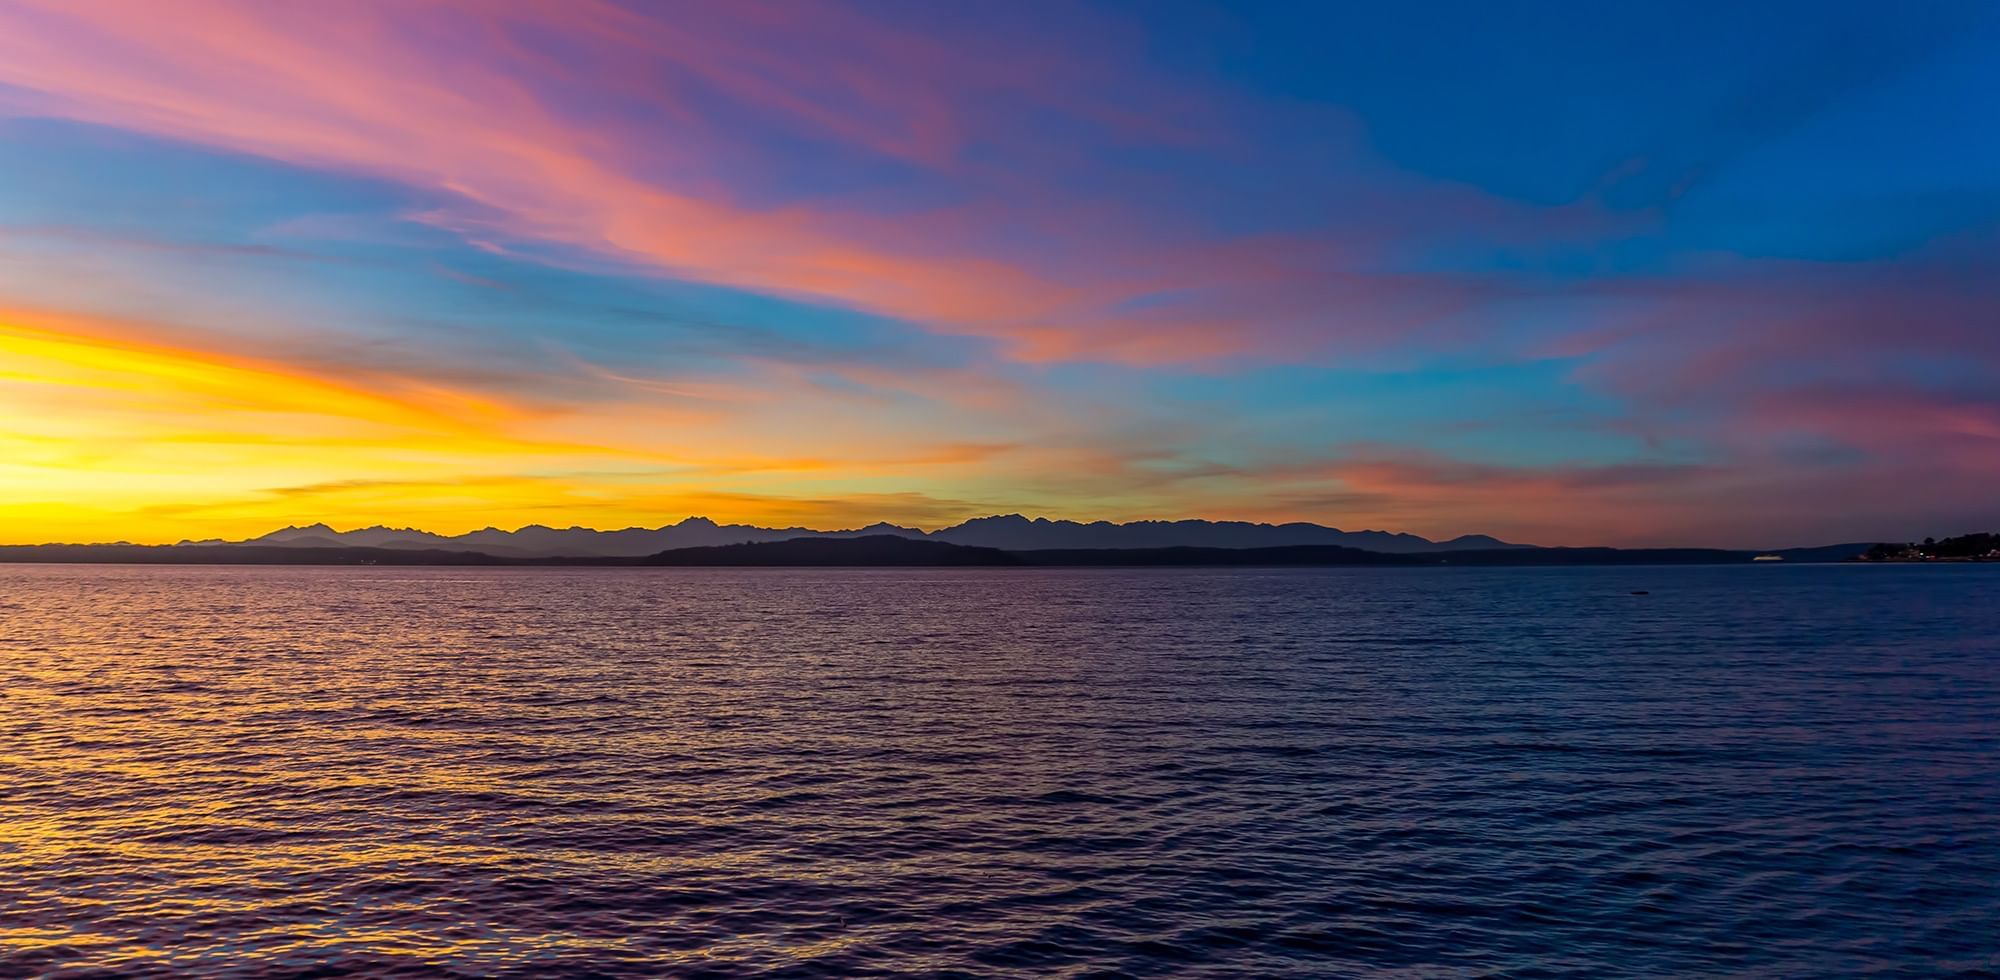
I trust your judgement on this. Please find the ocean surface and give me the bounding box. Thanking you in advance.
[1,563,1995,978]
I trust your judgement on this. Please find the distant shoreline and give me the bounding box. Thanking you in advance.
[1850,557,1999,564]
[0,535,1880,568]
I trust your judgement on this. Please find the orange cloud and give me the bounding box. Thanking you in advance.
[0,311,530,433]
[0,306,1072,542]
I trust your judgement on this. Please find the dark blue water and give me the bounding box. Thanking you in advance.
[1,563,1995,976]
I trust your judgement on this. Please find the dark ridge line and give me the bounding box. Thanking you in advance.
[0,535,1883,567]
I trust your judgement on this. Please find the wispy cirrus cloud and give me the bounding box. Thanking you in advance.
[0,306,1056,540]
[1,1,1995,544]
[0,0,1618,366]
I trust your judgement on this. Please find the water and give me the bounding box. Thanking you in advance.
[0,564,1994,977]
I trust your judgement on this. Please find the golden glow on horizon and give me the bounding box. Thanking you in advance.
[0,311,1043,544]
[0,303,1860,549]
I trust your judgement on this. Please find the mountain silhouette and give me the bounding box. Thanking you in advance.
[213,515,1532,558]
[0,536,1877,566]
[643,535,1019,566]
[927,515,1525,552]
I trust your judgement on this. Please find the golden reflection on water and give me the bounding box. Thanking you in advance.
[2,564,1132,974]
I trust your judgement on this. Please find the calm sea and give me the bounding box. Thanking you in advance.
[1,564,1995,977]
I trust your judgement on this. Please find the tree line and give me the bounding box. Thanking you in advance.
[1862,532,2000,561]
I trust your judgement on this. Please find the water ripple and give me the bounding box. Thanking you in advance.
[0,564,1995,976]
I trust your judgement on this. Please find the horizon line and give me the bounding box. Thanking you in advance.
[2,511,1947,553]
[11,512,1491,548]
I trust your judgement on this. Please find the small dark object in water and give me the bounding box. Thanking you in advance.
[1630,590,1649,595]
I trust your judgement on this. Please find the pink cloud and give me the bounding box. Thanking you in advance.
[0,0,1611,367]
[0,2,1145,356]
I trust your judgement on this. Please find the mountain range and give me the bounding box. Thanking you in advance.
[3,534,1877,567]
[185,515,1531,558]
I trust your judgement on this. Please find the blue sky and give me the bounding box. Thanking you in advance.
[0,0,1994,545]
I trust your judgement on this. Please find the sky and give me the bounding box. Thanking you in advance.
[0,0,1995,547]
